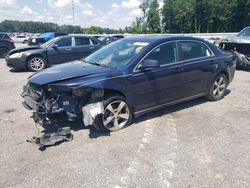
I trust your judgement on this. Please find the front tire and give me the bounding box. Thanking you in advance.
[27,56,46,72]
[93,95,133,132]
[207,73,228,101]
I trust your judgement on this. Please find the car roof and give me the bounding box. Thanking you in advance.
[124,35,206,43]
[56,34,95,39]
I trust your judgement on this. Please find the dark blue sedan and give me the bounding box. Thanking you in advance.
[22,36,236,132]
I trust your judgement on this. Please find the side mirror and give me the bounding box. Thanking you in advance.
[51,44,58,49]
[138,59,160,71]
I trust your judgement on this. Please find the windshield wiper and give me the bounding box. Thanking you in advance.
[82,60,110,68]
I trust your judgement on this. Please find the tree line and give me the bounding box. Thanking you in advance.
[0,0,250,35]
[0,20,122,34]
[129,0,250,34]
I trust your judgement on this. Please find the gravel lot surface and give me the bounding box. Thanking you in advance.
[0,44,249,188]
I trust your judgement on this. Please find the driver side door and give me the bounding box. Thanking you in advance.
[47,37,73,65]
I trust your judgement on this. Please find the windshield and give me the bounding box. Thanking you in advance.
[237,27,250,37]
[84,40,149,68]
[40,38,58,48]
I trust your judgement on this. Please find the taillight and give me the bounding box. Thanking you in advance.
[5,38,13,43]
[4,35,13,43]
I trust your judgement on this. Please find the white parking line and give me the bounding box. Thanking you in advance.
[116,115,178,187]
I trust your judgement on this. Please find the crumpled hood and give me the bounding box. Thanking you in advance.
[29,60,113,85]
[8,46,41,56]
[223,36,250,44]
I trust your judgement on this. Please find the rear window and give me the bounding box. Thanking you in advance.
[75,37,90,46]
[238,27,250,37]
[178,41,212,61]
[0,34,4,39]
[91,39,99,45]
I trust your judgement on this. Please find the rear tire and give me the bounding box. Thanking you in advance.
[93,95,133,132]
[0,47,9,58]
[207,73,228,101]
[27,56,46,72]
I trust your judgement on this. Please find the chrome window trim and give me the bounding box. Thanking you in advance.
[132,56,226,77]
[133,39,215,73]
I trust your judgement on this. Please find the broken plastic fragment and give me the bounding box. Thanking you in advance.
[82,102,104,126]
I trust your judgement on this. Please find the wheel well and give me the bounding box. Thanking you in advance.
[104,89,135,116]
[218,71,229,81]
[26,55,46,67]
[104,89,126,99]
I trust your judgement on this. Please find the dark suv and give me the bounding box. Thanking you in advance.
[28,32,67,46]
[0,33,15,58]
[6,35,102,71]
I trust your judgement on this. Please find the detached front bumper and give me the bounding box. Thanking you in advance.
[5,56,27,69]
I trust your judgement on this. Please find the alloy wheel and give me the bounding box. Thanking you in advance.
[213,76,226,97]
[102,100,130,131]
[29,58,45,71]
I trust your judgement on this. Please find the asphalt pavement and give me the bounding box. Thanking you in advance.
[0,44,249,188]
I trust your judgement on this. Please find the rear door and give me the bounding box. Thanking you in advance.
[140,40,216,105]
[154,40,216,104]
[173,40,216,98]
[71,37,100,61]
[47,37,73,65]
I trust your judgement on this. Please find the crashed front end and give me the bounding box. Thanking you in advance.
[219,39,250,70]
[21,81,104,126]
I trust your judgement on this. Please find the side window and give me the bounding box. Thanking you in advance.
[178,41,212,61]
[75,37,90,46]
[91,39,99,45]
[145,42,177,65]
[55,38,72,47]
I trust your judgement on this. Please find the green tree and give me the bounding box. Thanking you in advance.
[161,0,175,32]
[139,0,151,33]
[147,0,161,33]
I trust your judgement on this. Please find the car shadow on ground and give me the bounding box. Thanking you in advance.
[9,68,31,73]
[39,90,231,141]
[133,89,231,125]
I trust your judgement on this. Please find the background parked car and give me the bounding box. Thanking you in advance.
[0,33,15,58]
[28,32,67,46]
[219,26,250,70]
[6,35,102,71]
[98,35,124,45]
[11,35,29,43]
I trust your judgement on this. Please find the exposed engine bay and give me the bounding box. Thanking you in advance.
[219,41,250,70]
[219,27,250,70]
[22,82,105,127]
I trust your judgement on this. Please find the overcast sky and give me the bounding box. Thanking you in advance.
[0,0,163,29]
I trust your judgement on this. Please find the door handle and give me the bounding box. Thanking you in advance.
[66,48,72,51]
[175,67,184,72]
[89,46,95,49]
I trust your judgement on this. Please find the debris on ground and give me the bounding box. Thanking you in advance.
[27,127,73,151]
